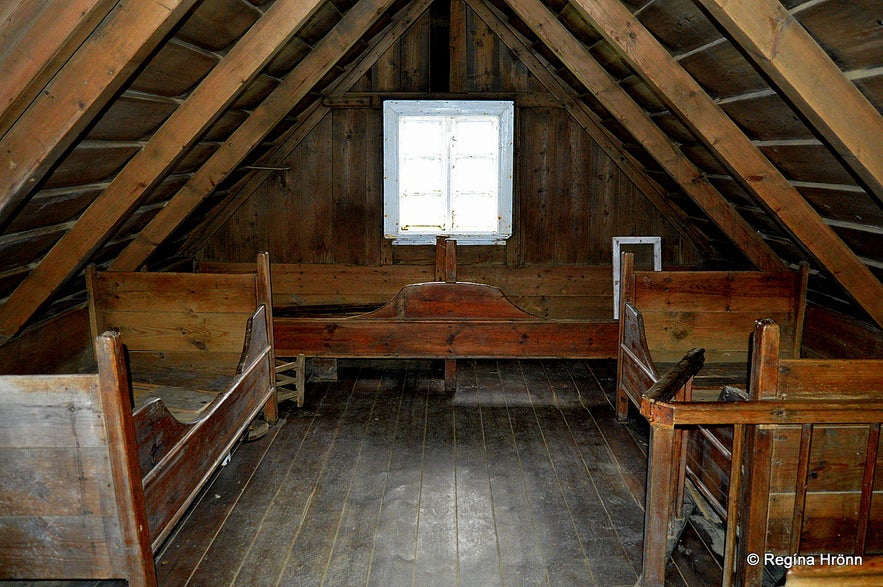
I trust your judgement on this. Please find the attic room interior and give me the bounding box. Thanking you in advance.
[1,0,882,585]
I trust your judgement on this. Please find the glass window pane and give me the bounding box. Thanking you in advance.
[451,156,497,195]
[400,157,444,196]
[452,118,498,155]
[452,194,496,232]
[400,118,444,156]
[400,194,447,230]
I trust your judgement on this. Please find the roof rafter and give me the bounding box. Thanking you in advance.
[179,0,437,258]
[465,0,715,261]
[111,0,402,271]
[0,0,326,340]
[0,0,202,228]
[0,0,117,138]
[695,0,883,201]
[564,0,883,328]
[501,0,783,271]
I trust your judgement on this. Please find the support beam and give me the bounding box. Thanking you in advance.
[500,0,783,271]
[694,0,883,201]
[0,0,117,138]
[111,0,400,271]
[0,0,325,339]
[0,0,202,227]
[467,0,714,261]
[565,0,883,327]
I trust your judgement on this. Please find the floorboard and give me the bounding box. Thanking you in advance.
[2,359,724,586]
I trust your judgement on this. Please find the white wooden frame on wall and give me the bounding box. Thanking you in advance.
[612,236,662,319]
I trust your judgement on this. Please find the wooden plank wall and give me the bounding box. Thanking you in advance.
[200,4,698,282]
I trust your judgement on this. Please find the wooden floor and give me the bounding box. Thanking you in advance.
[154,358,720,587]
[2,359,722,586]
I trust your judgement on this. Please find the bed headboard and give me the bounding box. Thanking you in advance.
[86,252,273,365]
[620,252,809,364]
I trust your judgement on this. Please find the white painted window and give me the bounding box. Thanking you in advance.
[383,100,514,244]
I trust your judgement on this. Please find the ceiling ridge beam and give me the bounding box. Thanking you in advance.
[0,0,202,229]
[567,0,883,327]
[0,0,326,340]
[501,0,783,272]
[694,0,883,200]
[466,0,714,259]
[111,0,403,271]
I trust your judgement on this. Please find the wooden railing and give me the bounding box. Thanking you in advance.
[640,320,883,587]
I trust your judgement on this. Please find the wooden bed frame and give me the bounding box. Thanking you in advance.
[0,332,155,585]
[616,251,809,416]
[272,278,619,367]
[84,254,277,550]
[202,238,620,401]
[638,319,883,587]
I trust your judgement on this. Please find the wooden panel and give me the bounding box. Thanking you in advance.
[0,447,113,516]
[274,318,618,358]
[176,0,261,52]
[0,366,129,581]
[96,310,249,354]
[631,270,803,312]
[0,516,124,579]
[128,39,219,98]
[90,271,257,314]
[0,377,105,448]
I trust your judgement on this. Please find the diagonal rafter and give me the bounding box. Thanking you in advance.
[0,0,202,228]
[0,0,117,138]
[563,0,883,328]
[111,0,405,271]
[0,0,326,340]
[500,0,783,272]
[695,0,883,201]
[465,0,714,261]
[179,0,436,258]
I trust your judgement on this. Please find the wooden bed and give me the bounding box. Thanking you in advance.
[638,319,883,586]
[616,251,809,415]
[203,237,621,401]
[0,332,155,585]
[272,278,619,367]
[84,254,277,551]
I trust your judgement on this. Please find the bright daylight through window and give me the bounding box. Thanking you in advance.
[383,100,514,244]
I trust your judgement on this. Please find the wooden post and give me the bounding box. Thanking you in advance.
[643,423,677,587]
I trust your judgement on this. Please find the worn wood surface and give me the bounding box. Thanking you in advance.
[0,333,156,585]
[143,358,724,586]
[273,282,619,360]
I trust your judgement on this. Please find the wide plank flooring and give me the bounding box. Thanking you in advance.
[0,359,721,586]
[154,359,718,586]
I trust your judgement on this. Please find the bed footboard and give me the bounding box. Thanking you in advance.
[0,333,156,586]
[137,305,275,549]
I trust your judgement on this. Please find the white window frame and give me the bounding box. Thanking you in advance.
[612,236,662,319]
[383,100,514,245]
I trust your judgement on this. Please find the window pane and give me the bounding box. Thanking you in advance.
[401,156,444,196]
[451,156,497,195]
[452,118,498,155]
[400,118,445,156]
[452,194,496,232]
[400,194,447,231]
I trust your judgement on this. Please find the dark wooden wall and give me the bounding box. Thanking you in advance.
[200,4,698,270]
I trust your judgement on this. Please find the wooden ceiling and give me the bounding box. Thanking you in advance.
[0,0,882,341]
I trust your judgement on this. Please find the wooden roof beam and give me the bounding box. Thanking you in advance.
[0,0,202,228]
[111,0,401,271]
[179,0,436,258]
[0,0,117,138]
[564,0,883,327]
[695,0,883,201]
[500,0,783,272]
[0,0,326,340]
[466,0,714,260]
